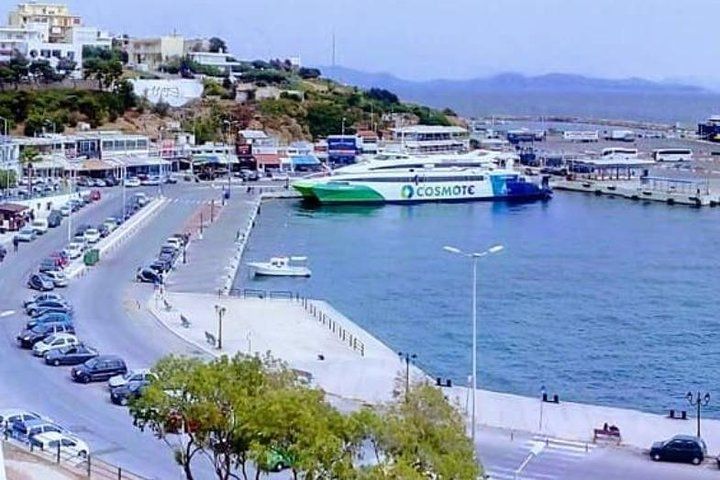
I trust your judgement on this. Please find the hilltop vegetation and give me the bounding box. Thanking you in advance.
[0,47,459,141]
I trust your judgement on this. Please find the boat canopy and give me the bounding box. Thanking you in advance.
[290,256,308,261]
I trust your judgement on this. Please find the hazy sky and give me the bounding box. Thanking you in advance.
[60,0,718,83]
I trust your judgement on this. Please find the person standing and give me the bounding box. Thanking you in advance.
[12,236,19,252]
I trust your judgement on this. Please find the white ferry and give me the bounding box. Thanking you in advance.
[292,151,551,204]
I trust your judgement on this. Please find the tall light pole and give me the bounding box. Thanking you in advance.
[687,391,710,438]
[0,115,8,137]
[341,117,346,137]
[443,243,504,444]
[398,352,417,402]
[214,304,226,350]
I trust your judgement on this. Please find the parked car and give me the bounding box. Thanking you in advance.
[165,237,183,250]
[45,344,99,366]
[90,189,101,201]
[33,333,79,357]
[95,179,107,187]
[10,419,64,443]
[49,251,69,267]
[108,369,154,390]
[71,355,127,383]
[41,270,68,288]
[164,175,178,184]
[134,192,148,206]
[149,259,171,274]
[47,210,62,228]
[0,245,6,262]
[136,267,161,284]
[110,380,149,406]
[170,233,190,246]
[27,273,54,291]
[59,205,71,217]
[38,257,63,274]
[15,227,37,243]
[64,243,84,260]
[650,435,706,465]
[84,228,101,244]
[124,177,141,188]
[0,410,43,431]
[17,322,75,348]
[26,312,73,330]
[30,304,73,319]
[25,299,70,316]
[98,224,110,238]
[30,432,89,458]
[23,292,64,308]
[30,218,49,235]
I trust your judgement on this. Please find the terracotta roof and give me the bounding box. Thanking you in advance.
[0,203,29,214]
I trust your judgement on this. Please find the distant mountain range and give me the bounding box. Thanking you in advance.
[320,66,709,95]
[318,66,718,122]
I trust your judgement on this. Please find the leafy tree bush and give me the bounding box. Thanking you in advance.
[298,67,322,79]
[306,101,344,139]
[367,88,399,105]
[209,37,227,53]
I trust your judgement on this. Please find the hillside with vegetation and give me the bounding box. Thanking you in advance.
[0,44,462,142]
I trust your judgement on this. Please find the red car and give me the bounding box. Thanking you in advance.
[90,189,101,201]
[49,251,69,267]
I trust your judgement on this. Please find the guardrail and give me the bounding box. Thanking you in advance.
[2,435,148,480]
[226,288,365,356]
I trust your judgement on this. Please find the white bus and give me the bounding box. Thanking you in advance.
[652,148,692,162]
[601,147,638,160]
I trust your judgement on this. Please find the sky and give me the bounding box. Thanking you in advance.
[58,0,720,85]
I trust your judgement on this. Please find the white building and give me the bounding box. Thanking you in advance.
[72,26,111,49]
[127,35,185,71]
[8,2,81,43]
[188,51,241,74]
[0,25,42,62]
[0,137,21,177]
[389,125,469,154]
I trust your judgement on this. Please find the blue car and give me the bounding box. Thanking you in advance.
[10,419,64,443]
[26,312,73,330]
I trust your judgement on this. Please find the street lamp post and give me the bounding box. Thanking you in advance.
[341,117,346,137]
[398,352,417,401]
[443,243,504,444]
[539,385,547,432]
[214,305,226,350]
[687,391,711,438]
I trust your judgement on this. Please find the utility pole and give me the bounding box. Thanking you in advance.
[398,352,416,401]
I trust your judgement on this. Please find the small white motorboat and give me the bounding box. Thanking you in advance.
[247,256,312,277]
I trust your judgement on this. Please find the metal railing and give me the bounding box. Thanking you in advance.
[226,289,366,356]
[3,434,149,480]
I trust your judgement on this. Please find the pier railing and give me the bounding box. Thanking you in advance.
[227,288,366,356]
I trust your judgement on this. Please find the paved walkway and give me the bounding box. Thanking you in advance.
[150,293,413,404]
[166,188,256,294]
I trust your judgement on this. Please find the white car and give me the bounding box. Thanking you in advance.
[165,237,182,250]
[59,205,71,217]
[64,243,84,260]
[103,220,117,233]
[108,368,154,390]
[30,432,89,459]
[15,227,36,242]
[0,409,44,431]
[124,178,141,188]
[83,228,101,244]
[30,219,49,234]
[43,270,68,288]
[33,333,79,357]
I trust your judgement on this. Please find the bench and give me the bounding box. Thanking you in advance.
[593,427,621,445]
[204,331,217,348]
[180,315,191,328]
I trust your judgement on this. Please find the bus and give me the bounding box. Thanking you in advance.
[652,148,693,162]
[601,148,638,160]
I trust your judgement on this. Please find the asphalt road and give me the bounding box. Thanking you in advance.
[0,183,220,478]
[477,428,720,480]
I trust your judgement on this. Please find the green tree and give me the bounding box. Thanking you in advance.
[364,383,482,480]
[209,37,227,53]
[0,169,16,189]
[83,58,123,90]
[20,146,40,197]
[306,101,345,139]
[29,59,58,84]
[8,54,29,88]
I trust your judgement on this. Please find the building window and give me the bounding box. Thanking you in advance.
[52,50,61,58]
[102,140,113,151]
[67,51,74,60]
[40,49,50,58]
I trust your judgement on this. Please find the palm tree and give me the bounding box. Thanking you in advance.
[20,146,40,198]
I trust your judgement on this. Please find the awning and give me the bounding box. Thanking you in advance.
[290,155,320,166]
[192,154,239,166]
[82,159,115,171]
[254,153,281,166]
[0,203,29,214]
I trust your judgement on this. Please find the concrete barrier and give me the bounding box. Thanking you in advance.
[66,197,170,279]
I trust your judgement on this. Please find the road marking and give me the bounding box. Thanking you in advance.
[0,310,15,318]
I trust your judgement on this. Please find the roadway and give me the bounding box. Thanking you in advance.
[477,427,720,479]
[0,182,220,478]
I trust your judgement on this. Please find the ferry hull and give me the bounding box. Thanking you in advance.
[294,179,551,205]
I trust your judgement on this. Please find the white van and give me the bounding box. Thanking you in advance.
[30,218,49,235]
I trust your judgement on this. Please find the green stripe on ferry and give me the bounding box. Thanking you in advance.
[311,183,385,203]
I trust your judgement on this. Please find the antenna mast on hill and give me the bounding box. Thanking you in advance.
[331,31,336,67]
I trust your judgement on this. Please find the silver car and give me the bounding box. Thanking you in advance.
[43,270,68,288]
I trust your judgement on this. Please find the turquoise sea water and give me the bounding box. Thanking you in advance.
[234,194,720,416]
